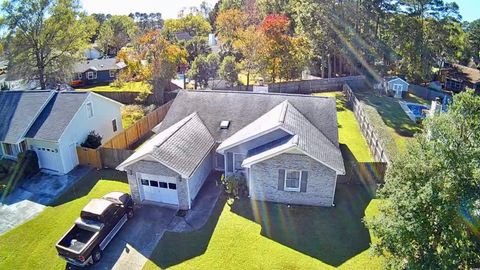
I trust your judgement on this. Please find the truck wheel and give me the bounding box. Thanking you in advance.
[127,209,134,219]
[92,248,102,263]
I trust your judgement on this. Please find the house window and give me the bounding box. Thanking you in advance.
[234,153,246,171]
[3,143,14,156]
[78,73,83,80]
[87,71,97,80]
[86,102,94,118]
[284,170,301,192]
[19,140,28,153]
[109,70,116,78]
[112,119,118,132]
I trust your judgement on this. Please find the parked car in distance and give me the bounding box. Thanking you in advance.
[56,192,134,267]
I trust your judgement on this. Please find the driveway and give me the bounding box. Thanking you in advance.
[0,166,92,235]
[90,172,222,270]
[90,205,177,270]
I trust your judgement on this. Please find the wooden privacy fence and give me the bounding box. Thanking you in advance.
[103,100,172,149]
[77,100,173,169]
[344,84,390,164]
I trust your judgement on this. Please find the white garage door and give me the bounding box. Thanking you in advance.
[139,174,178,205]
[35,146,62,173]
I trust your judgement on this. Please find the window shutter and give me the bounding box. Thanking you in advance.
[278,169,285,191]
[226,152,233,172]
[300,171,308,192]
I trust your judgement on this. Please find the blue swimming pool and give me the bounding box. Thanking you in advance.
[406,104,429,118]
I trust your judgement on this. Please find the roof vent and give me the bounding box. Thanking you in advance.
[220,121,230,129]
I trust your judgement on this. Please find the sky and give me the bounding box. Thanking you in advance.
[80,0,219,19]
[80,0,478,22]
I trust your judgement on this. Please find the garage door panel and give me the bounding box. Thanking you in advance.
[139,174,178,205]
[34,146,62,173]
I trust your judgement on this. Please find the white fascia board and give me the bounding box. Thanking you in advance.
[216,125,293,154]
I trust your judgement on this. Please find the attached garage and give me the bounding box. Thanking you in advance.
[34,146,63,173]
[138,173,178,205]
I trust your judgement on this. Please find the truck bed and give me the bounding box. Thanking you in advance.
[57,225,97,253]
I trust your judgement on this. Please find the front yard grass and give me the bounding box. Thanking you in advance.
[77,81,152,93]
[144,184,384,270]
[0,170,129,270]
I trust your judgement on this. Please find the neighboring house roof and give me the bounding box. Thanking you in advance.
[0,91,54,144]
[175,31,193,41]
[154,91,340,146]
[117,113,215,178]
[446,64,480,84]
[219,101,345,174]
[27,92,90,141]
[73,58,126,73]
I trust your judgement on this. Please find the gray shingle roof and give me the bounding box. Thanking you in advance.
[0,91,54,143]
[155,90,340,146]
[73,58,126,73]
[27,92,90,141]
[220,101,345,173]
[118,113,215,178]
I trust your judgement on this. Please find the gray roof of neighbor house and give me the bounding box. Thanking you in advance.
[26,92,90,141]
[0,91,54,144]
[117,113,215,178]
[154,90,340,146]
[219,101,345,173]
[73,58,126,73]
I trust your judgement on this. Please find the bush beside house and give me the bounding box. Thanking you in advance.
[0,151,40,196]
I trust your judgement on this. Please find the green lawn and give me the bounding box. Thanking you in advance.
[144,185,384,270]
[0,170,129,270]
[143,92,382,270]
[354,91,423,153]
[77,81,152,93]
[314,92,373,162]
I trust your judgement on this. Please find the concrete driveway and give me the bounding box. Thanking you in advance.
[90,205,177,270]
[0,166,92,235]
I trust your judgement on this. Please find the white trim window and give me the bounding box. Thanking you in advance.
[233,153,246,171]
[78,73,83,80]
[19,140,28,153]
[109,70,116,78]
[87,71,97,80]
[284,170,301,192]
[86,102,94,118]
[2,143,15,156]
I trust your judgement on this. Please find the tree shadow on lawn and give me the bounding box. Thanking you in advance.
[52,169,128,206]
[230,182,375,267]
[148,195,227,269]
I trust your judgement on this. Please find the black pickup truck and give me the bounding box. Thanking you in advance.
[56,192,134,267]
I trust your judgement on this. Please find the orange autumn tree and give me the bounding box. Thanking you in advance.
[215,9,249,43]
[259,14,311,82]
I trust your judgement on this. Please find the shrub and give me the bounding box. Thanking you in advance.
[16,150,40,178]
[81,131,103,149]
[0,151,39,196]
[221,173,248,199]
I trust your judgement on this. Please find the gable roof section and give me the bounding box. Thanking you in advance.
[220,101,345,174]
[448,64,480,84]
[155,90,340,146]
[0,91,54,144]
[27,92,90,141]
[117,113,215,178]
[73,58,126,73]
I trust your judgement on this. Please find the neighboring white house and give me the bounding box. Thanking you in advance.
[0,90,123,174]
[381,76,410,98]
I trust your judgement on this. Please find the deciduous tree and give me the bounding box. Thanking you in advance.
[368,90,480,269]
[97,15,138,55]
[2,0,97,89]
